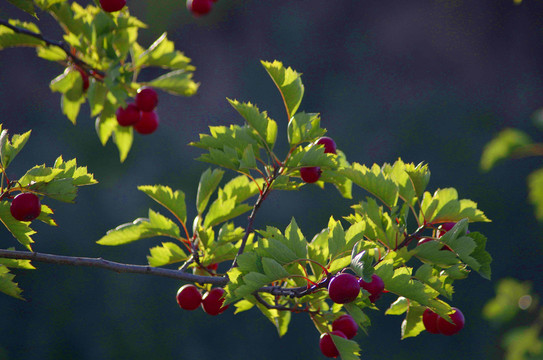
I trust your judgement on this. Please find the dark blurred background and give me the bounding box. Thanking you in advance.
[1,0,543,358]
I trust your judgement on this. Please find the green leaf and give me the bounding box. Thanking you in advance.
[502,325,543,360]
[138,185,187,225]
[405,162,431,199]
[204,196,252,228]
[284,218,309,259]
[147,242,188,267]
[0,265,24,300]
[196,168,224,214]
[328,217,346,260]
[146,70,199,96]
[467,232,492,280]
[227,99,278,150]
[261,60,304,118]
[37,204,57,226]
[333,335,361,360]
[386,296,409,315]
[420,188,490,224]
[0,128,31,168]
[411,240,459,267]
[239,145,257,169]
[340,163,399,208]
[414,264,454,299]
[0,202,35,250]
[0,20,44,49]
[113,124,133,162]
[18,165,63,186]
[287,112,325,146]
[483,278,531,324]
[261,257,290,280]
[87,81,108,117]
[481,128,532,171]
[528,168,543,221]
[7,0,36,17]
[134,32,194,70]
[97,210,180,246]
[401,305,426,339]
[36,45,66,61]
[350,249,374,281]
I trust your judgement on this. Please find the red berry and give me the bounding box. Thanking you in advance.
[332,315,358,339]
[436,222,456,237]
[319,331,347,358]
[134,111,159,134]
[135,87,158,112]
[10,193,41,222]
[116,103,141,127]
[202,288,229,315]
[422,308,441,334]
[328,273,360,304]
[436,307,465,335]
[99,0,126,12]
[359,274,385,301]
[316,137,337,154]
[300,166,322,183]
[187,0,213,16]
[176,284,202,310]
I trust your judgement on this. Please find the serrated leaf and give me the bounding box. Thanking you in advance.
[414,264,454,299]
[0,20,44,49]
[467,232,492,279]
[0,266,24,300]
[333,335,361,360]
[97,210,180,246]
[138,185,187,225]
[233,299,255,314]
[481,128,532,171]
[204,196,252,228]
[287,112,325,146]
[239,145,257,169]
[261,60,304,119]
[257,236,299,265]
[196,168,224,214]
[134,32,193,70]
[411,240,459,267]
[401,305,426,339]
[340,163,399,208]
[284,218,308,259]
[37,204,57,226]
[386,296,409,315]
[0,202,35,250]
[0,128,31,168]
[146,70,198,96]
[87,81,108,117]
[261,257,290,280]
[228,99,278,150]
[350,249,374,280]
[147,242,188,266]
[420,188,490,224]
[113,123,133,162]
[528,168,543,222]
[18,165,64,186]
[405,162,430,199]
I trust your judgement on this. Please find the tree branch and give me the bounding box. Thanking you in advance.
[0,249,228,286]
[0,19,105,78]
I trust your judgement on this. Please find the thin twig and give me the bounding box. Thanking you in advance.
[0,19,105,78]
[0,249,228,285]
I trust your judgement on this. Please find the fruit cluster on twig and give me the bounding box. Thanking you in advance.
[116,87,160,135]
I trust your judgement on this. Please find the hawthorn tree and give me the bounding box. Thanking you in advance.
[0,1,494,359]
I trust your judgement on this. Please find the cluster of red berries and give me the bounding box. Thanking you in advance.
[319,314,358,358]
[300,137,337,184]
[187,0,218,16]
[422,307,465,336]
[99,0,126,13]
[116,87,160,135]
[327,273,385,304]
[176,284,229,316]
[9,193,41,222]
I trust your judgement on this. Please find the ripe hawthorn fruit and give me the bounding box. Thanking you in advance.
[332,314,358,339]
[300,166,322,183]
[202,288,229,315]
[116,103,141,126]
[359,274,385,303]
[436,307,465,335]
[422,308,441,334]
[99,0,126,12]
[187,0,213,16]
[10,193,41,221]
[134,111,159,134]
[319,331,347,358]
[176,284,202,310]
[328,273,360,304]
[135,87,159,112]
[316,136,337,154]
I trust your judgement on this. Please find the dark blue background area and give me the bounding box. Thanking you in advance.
[1,0,543,358]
